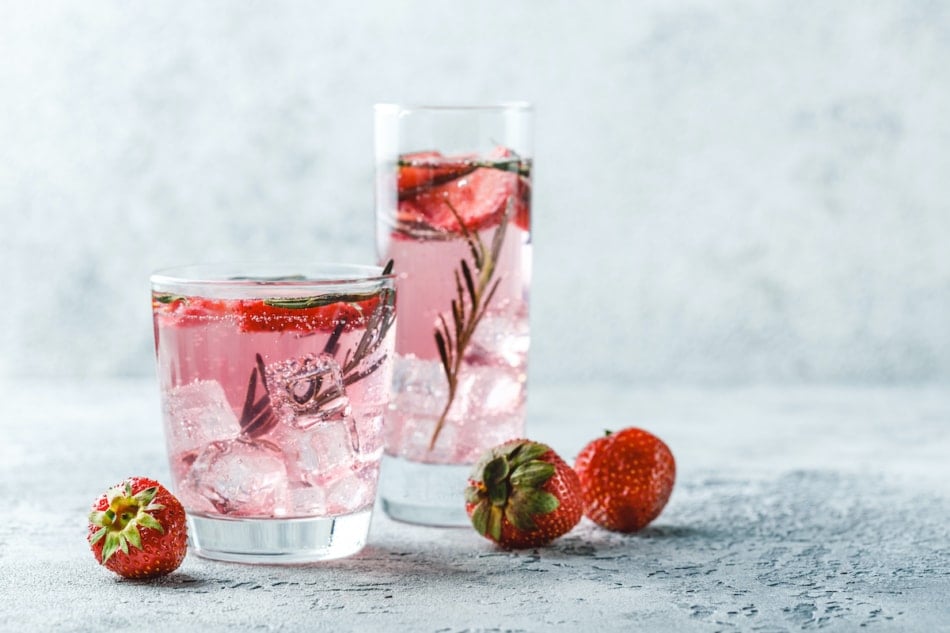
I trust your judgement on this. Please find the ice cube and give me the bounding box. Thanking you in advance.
[465,313,529,368]
[391,357,450,418]
[265,353,351,430]
[324,462,378,515]
[351,410,385,460]
[282,425,379,516]
[184,438,290,517]
[287,483,328,517]
[455,365,525,419]
[164,380,239,454]
[304,417,361,484]
[385,360,525,463]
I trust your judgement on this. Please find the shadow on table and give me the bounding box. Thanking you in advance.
[343,521,722,566]
[148,522,728,588]
[543,521,721,557]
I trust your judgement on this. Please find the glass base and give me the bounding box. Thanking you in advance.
[378,455,473,527]
[187,510,372,564]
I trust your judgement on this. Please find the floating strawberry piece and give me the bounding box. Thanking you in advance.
[513,175,531,232]
[574,427,676,533]
[153,294,229,326]
[397,151,478,195]
[396,147,530,234]
[397,167,513,233]
[238,296,379,333]
[465,439,583,549]
[88,477,187,579]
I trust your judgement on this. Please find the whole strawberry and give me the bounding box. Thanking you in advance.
[574,427,675,532]
[465,439,583,549]
[88,477,187,578]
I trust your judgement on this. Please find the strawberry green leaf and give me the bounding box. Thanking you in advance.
[488,506,503,542]
[137,513,164,534]
[518,489,559,516]
[133,486,158,506]
[90,527,108,546]
[509,461,555,489]
[102,532,122,563]
[488,480,509,507]
[483,456,510,485]
[124,525,142,550]
[471,500,490,536]
[464,485,481,505]
[504,497,539,532]
[508,443,548,470]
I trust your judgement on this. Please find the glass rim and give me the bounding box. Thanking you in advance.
[150,262,395,290]
[374,101,534,114]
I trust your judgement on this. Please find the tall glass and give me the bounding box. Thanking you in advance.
[374,103,533,525]
[150,263,396,562]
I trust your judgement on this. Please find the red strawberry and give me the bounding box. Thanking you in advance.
[397,147,530,234]
[238,297,379,333]
[152,294,229,327]
[465,439,583,549]
[88,477,187,579]
[154,294,380,333]
[574,427,676,533]
[396,151,478,195]
[513,174,531,232]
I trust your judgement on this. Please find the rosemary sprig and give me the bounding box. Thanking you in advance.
[239,353,279,438]
[430,201,512,450]
[263,262,395,310]
[340,261,396,386]
[265,290,382,310]
[153,293,186,304]
[237,260,396,434]
[397,157,531,178]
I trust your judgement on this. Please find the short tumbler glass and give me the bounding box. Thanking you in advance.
[375,103,533,526]
[150,263,396,563]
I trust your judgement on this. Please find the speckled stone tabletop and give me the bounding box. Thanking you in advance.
[1,380,947,632]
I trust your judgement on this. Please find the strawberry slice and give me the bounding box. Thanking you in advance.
[153,295,230,326]
[238,297,379,333]
[397,151,478,195]
[396,167,511,233]
[154,294,382,333]
[396,147,531,234]
[513,175,531,232]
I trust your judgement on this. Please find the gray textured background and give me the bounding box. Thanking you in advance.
[2,0,948,385]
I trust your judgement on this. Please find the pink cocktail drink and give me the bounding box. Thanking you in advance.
[380,151,531,462]
[375,103,533,525]
[151,264,395,562]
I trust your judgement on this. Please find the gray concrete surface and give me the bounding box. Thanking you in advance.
[1,380,947,631]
